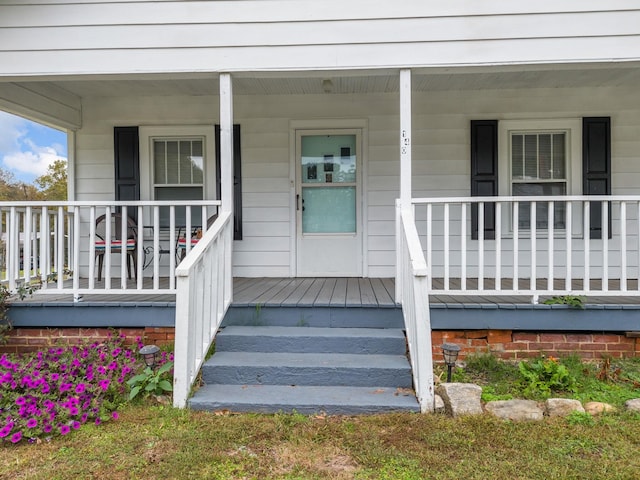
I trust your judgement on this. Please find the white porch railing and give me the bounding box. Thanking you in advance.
[0,200,220,296]
[173,211,233,408]
[413,195,640,302]
[396,202,434,413]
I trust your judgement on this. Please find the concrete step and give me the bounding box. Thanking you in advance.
[189,384,420,414]
[201,351,413,388]
[222,305,404,329]
[216,326,407,355]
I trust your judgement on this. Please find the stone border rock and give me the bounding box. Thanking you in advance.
[436,383,640,420]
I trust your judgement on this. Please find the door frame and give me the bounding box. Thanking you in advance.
[289,119,369,277]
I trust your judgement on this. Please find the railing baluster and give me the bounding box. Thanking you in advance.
[185,205,192,257]
[88,207,96,290]
[8,207,17,291]
[153,206,160,290]
[24,207,32,284]
[461,203,467,292]
[495,202,501,291]
[426,204,432,289]
[444,203,449,291]
[566,202,572,290]
[584,201,590,293]
[73,206,80,298]
[602,200,609,292]
[104,205,112,290]
[169,206,176,290]
[620,201,627,292]
[121,206,128,290]
[548,201,554,291]
[478,202,484,291]
[530,201,536,293]
[137,206,144,290]
[513,202,519,292]
[56,207,65,290]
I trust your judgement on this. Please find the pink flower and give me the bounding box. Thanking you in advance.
[112,412,119,420]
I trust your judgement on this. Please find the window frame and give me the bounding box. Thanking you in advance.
[139,126,216,228]
[498,118,582,236]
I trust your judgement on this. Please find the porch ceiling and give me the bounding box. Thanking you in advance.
[33,62,640,98]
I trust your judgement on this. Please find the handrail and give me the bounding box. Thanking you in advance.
[173,211,233,408]
[397,202,434,413]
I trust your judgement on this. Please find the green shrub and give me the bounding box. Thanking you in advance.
[518,356,577,399]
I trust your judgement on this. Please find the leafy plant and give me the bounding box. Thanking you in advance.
[0,282,38,344]
[542,295,585,309]
[126,361,174,400]
[481,386,513,402]
[518,356,577,399]
[566,411,596,426]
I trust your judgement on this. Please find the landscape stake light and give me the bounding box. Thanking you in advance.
[139,344,161,369]
[441,343,461,383]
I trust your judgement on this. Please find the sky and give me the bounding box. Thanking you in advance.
[0,110,67,184]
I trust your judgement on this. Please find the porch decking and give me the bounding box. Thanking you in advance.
[9,277,640,332]
[13,276,640,306]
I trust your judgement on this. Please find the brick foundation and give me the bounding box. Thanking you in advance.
[431,330,640,361]
[0,327,174,355]
[2,327,639,359]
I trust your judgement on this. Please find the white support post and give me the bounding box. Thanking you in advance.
[219,72,234,302]
[397,68,412,303]
[399,69,412,211]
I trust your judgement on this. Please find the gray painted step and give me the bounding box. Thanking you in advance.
[222,306,404,328]
[202,351,413,388]
[216,326,407,355]
[189,384,420,414]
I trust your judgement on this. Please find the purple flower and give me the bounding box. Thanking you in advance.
[59,383,72,392]
[26,418,38,428]
[95,418,101,426]
[112,348,121,357]
[98,379,110,391]
[112,412,119,420]
[10,432,22,443]
[60,425,70,435]
[50,373,59,381]
[15,397,26,406]
[72,421,80,430]
[43,424,52,433]
[75,383,86,394]
[69,407,79,416]
[0,426,11,438]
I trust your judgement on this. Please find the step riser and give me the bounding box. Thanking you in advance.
[202,366,413,388]
[190,402,416,415]
[216,335,406,355]
[223,306,404,328]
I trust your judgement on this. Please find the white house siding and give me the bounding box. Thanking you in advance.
[71,82,640,278]
[1,2,640,77]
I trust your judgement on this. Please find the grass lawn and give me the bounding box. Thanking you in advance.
[2,404,640,480]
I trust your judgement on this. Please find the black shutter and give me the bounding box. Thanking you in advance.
[583,117,611,239]
[113,126,140,218]
[215,124,243,240]
[470,120,498,240]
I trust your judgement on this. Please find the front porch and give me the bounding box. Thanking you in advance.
[9,276,640,332]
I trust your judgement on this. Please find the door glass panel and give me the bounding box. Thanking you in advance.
[300,134,357,234]
[302,187,356,233]
[301,135,356,184]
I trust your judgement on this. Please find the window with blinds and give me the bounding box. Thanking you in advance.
[152,137,204,226]
[511,131,567,229]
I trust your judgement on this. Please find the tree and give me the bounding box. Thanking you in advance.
[35,159,67,200]
[0,168,41,201]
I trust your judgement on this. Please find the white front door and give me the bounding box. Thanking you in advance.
[295,130,362,276]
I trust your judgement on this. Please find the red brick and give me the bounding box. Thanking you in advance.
[579,343,608,351]
[566,334,592,343]
[607,351,623,358]
[526,343,555,351]
[488,330,513,344]
[464,330,488,340]
[470,339,488,347]
[552,343,579,351]
[504,342,528,351]
[576,351,596,359]
[27,338,50,346]
[513,333,538,342]
[607,343,634,352]
[540,333,566,343]
[0,346,17,354]
[593,334,622,343]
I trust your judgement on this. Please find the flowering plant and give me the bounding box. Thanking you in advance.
[0,334,147,444]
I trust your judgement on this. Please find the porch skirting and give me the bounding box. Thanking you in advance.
[2,326,638,360]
